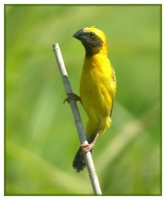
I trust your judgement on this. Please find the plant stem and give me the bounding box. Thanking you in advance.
[52,43,102,195]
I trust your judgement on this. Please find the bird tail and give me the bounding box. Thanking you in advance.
[72,147,86,172]
[72,147,94,172]
[72,132,97,172]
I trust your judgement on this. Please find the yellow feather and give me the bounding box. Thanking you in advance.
[80,52,116,138]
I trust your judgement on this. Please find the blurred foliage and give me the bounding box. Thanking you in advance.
[5,5,161,195]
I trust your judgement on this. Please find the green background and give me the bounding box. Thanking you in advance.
[5,5,161,195]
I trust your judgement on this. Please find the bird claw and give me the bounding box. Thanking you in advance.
[64,93,81,104]
[81,143,94,153]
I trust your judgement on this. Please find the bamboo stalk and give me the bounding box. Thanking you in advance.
[52,43,102,195]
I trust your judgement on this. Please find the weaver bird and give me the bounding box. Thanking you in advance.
[72,27,116,172]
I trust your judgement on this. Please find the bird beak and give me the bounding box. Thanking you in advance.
[73,28,86,41]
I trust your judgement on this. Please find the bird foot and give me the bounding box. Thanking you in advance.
[64,93,81,104]
[81,143,94,153]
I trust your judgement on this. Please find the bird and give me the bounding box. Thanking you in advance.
[72,27,116,172]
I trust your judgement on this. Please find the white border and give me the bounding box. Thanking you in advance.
[0,1,165,200]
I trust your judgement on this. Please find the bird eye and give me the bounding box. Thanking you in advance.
[89,32,95,37]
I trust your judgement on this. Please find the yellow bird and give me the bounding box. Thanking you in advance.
[72,27,116,172]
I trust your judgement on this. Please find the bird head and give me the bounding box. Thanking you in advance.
[73,27,108,57]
